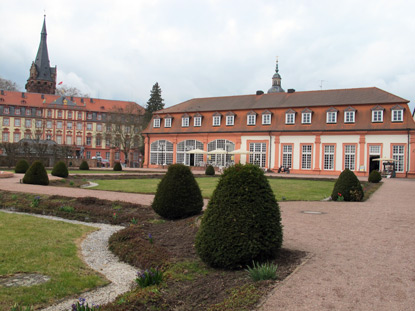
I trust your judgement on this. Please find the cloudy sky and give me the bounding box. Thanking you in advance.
[1,0,414,111]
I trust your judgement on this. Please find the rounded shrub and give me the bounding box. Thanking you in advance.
[368,170,382,183]
[205,164,215,176]
[52,161,69,178]
[152,164,203,220]
[79,161,89,170]
[195,164,283,269]
[15,159,30,173]
[113,162,122,171]
[331,168,364,202]
[23,161,49,185]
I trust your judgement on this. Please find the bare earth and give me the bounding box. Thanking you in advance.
[1,172,414,310]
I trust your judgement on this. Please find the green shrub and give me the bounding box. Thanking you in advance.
[195,164,283,269]
[135,268,164,288]
[51,161,69,178]
[22,161,49,186]
[245,261,278,281]
[368,170,382,183]
[79,161,89,170]
[205,164,215,176]
[331,168,363,202]
[152,164,203,220]
[15,159,30,173]
[113,162,122,171]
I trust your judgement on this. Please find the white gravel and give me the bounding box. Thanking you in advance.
[0,210,138,310]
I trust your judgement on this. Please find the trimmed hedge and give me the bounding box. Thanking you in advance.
[152,164,203,220]
[368,170,382,183]
[23,161,49,185]
[79,161,89,170]
[331,168,364,201]
[52,161,69,178]
[15,159,30,173]
[195,164,283,269]
[205,165,215,176]
[113,162,122,171]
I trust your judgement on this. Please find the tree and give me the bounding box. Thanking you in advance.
[105,103,145,165]
[0,76,20,91]
[55,85,89,97]
[0,143,20,167]
[145,82,165,123]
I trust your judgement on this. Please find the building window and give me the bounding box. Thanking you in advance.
[96,151,101,157]
[97,114,102,121]
[25,109,31,116]
[150,140,174,165]
[302,112,311,124]
[14,119,21,127]
[15,108,21,115]
[87,123,93,130]
[249,143,266,167]
[392,145,405,172]
[66,136,72,145]
[77,122,82,130]
[115,152,120,160]
[86,136,92,145]
[46,121,52,128]
[56,121,62,129]
[36,109,42,117]
[344,111,355,123]
[76,136,82,146]
[324,145,335,170]
[206,139,234,167]
[78,112,82,119]
[2,132,9,142]
[372,110,383,122]
[282,145,292,168]
[97,124,102,131]
[36,120,42,128]
[87,113,92,120]
[68,111,72,119]
[194,117,201,127]
[86,151,91,159]
[47,110,52,117]
[4,107,9,114]
[46,134,51,140]
[58,110,62,118]
[213,116,221,126]
[67,122,73,130]
[344,145,356,170]
[247,114,256,125]
[182,117,190,127]
[226,115,234,126]
[392,109,403,122]
[285,113,295,124]
[56,135,62,144]
[3,118,9,126]
[96,136,102,146]
[13,133,20,142]
[262,114,271,125]
[25,119,31,128]
[153,118,160,128]
[164,118,172,128]
[106,152,110,160]
[301,145,312,169]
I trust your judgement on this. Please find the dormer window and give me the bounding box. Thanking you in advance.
[326,108,337,124]
[182,115,190,127]
[344,107,356,123]
[262,110,272,125]
[226,112,235,126]
[285,109,295,124]
[153,118,161,128]
[301,109,312,124]
[247,111,257,126]
[371,106,384,123]
[15,108,21,115]
[212,112,222,126]
[4,107,9,114]
[25,109,31,116]
[391,105,404,122]
[164,117,172,128]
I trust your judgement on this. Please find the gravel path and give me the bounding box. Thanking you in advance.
[0,210,138,311]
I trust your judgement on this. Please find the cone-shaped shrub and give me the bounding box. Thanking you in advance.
[23,161,49,185]
[79,161,89,170]
[113,162,122,171]
[368,170,382,183]
[152,164,203,220]
[195,164,283,269]
[331,168,363,201]
[15,159,29,173]
[205,164,215,176]
[52,161,69,178]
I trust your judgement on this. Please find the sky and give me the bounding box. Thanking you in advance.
[1,0,415,112]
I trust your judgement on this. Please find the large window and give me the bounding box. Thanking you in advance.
[177,140,205,166]
[13,133,20,142]
[344,145,356,170]
[2,132,9,142]
[301,145,312,169]
[150,140,174,165]
[392,145,405,172]
[207,139,235,167]
[282,145,292,168]
[249,143,266,168]
[324,145,335,170]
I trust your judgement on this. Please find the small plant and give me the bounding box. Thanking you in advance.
[135,268,164,288]
[51,161,69,178]
[331,169,363,202]
[113,162,122,171]
[23,161,49,186]
[31,196,41,208]
[205,164,215,176]
[131,217,138,225]
[113,204,122,210]
[79,161,89,170]
[10,303,32,311]
[368,170,382,183]
[60,205,75,213]
[71,298,100,310]
[337,193,344,201]
[15,159,30,174]
[245,261,278,281]
[11,194,18,200]
[148,233,153,244]
[113,212,117,220]
[69,181,74,186]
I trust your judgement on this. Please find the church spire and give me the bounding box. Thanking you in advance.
[25,16,57,94]
[267,57,285,93]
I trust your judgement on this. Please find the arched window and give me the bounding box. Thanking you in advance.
[176,140,204,166]
[150,140,174,165]
[207,139,235,166]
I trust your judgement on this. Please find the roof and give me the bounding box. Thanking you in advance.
[156,87,409,114]
[0,90,145,113]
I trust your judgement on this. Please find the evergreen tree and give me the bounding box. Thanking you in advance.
[145,82,164,123]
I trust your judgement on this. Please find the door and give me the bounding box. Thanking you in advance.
[369,155,380,172]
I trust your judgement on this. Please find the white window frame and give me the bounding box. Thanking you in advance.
[372,110,383,122]
[213,116,221,126]
[164,118,172,128]
[14,119,21,127]
[344,145,356,171]
[285,113,295,124]
[226,115,234,126]
[25,119,31,128]
[67,122,73,130]
[282,145,292,168]
[301,145,312,169]
[97,124,102,132]
[344,111,355,123]
[3,118,9,126]
[194,117,201,127]
[324,145,335,170]
[392,109,403,122]
[182,117,190,127]
[262,114,271,125]
[87,123,93,131]
[57,121,62,129]
[326,111,337,124]
[247,114,256,126]
[302,112,311,124]
[153,118,161,128]
[392,145,405,172]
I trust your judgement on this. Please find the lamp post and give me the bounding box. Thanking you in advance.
[158,141,166,166]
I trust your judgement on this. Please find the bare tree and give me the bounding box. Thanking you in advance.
[0,142,19,167]
[0,77,20,91]
[56,85,89,97]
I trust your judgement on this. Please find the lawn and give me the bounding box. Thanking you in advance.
[0,212,108,311]
[89,177,335,201]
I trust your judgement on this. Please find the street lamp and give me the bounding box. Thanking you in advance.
[158,141,166,166]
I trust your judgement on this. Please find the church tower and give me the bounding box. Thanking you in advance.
[267,58,285,93]
[25,16,57,94]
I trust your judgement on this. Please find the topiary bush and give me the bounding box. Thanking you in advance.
[195,164,283,269]
[205,164,215,176]
[113,162,122,171]
[51,161,69,178]
[23,161,49,185]
[368,170,382,183]
[15,159,30,173]
[331,168,364,202]
[79,161,89,170]
[152,164,203,220]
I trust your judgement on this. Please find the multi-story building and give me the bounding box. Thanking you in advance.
[143,62,415,178]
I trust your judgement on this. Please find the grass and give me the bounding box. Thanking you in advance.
[89,177,335,201]
[0,212,108,310]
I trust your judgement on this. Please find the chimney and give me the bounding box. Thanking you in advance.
[287,89,295,93]
[256,90,264,95]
